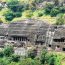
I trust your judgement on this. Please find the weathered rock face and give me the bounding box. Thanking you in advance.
[0,23,8,36]
[1,19,65,51]
[47,25,65,51]
[8,19,49,45]
[0,19,49,46]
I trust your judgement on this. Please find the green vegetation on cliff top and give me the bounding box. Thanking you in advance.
[0,0,65,25]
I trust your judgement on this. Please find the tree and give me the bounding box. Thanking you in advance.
[4,46,14,57]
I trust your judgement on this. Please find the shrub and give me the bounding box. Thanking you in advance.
[4,11,15,21]
[55,55,61,65]
[28,49,37,59]
[14,12,22,17]
[34,0,44,3]
[10,54,20,62]
[9,62,18,65]
[44,3,54,14]
[0,6,3,11]
[0,60,6,65]
[22,10,33,18]
[7,0,20,12]
[0,18,3,24]
[19,58,41,65]
[4,46,14,57]
[0,57,11,65]
[40,50,47,64]
[55,14,65,25]
[0,51,4,58]
[60,6,65,13]
[48,54,56,65]
[7,0,29,12]
[38,10,44,17]
[50,7,60,17]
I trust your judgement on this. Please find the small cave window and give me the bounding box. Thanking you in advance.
[54,26,57,29]
[57,45,60,48]
[62,48,65,51]
[49,45,51,47]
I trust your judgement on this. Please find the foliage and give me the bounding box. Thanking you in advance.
[9,62,19,65]
[0,18,3,23]
[7,0,29,12]
[37,10,44,17]
[7,0,20,12]
[34,0,44,3]
[44,3,54,14]
[0,60,6,65]
[14,12,22,17]
[19,58,41,65]
[55,14,65,25]
[4,46,14,57]
[22,10,33,18]
[0,51,4,58]
[48,54,56,65]
[10,54,20,62]
[40,50,61,65]
[50,7,60,17]
[0,57,11,65]
[28,49,37,59]
[1,0,65,23]
[0,6,3,11]
[33,10,44,17]
[0,46,64,65]
[40,50,47,64]
[4,10,15,21]
[44,3,65,17]
[60,6,65,13]
[55,55,61,65]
